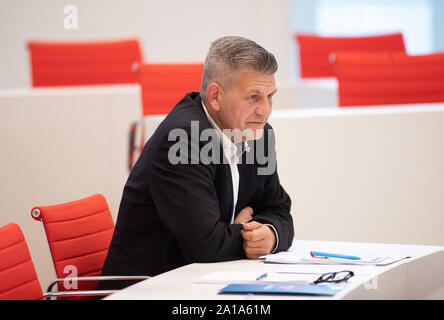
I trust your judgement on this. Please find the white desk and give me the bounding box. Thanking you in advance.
[105,240,444,300]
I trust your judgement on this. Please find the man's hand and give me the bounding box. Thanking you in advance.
[241,221,276,259]
[234,206,253,224]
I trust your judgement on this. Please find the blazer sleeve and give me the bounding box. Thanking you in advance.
[250,125,294,253]
[148,128,245,263]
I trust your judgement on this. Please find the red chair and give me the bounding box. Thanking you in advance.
[138,62,204,116]
[0,223,44,300]
[31,194,149,298]
[294,33,406,78]
[333,51,444,107]
[0,222,120,299]
[128,62,204,169]
[28,38,142,87]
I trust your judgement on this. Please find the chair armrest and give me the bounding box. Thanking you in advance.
[43,289,119,300]
[128,118,146,170]
[47,275,151,292]
[128,120,138,170]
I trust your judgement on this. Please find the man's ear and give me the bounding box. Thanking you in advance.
[206,82,223,111]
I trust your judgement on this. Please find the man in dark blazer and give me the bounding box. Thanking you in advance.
[100,36,294,289]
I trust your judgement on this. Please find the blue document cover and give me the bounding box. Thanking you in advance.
[219,283,342,296]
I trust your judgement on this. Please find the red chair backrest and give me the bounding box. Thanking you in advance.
[31,194,114,291]
[138,62,204,115]
[295,33,406,78]
[0,223,43,300]
[334,51,444,107]
[28,38,142,87]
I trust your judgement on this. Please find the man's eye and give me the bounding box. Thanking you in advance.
[249,95,258,101]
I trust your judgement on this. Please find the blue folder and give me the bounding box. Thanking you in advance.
[219,283,342,296]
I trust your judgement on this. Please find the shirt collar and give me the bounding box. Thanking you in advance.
[201,101,248,163]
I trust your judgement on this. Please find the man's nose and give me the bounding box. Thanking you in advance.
[255,99,272,116]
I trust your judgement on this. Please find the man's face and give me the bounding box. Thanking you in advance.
[217,69,277,141]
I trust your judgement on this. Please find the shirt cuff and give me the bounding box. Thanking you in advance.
[264,224,279,254]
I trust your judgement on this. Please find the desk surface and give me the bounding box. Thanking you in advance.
[105,240,444,300]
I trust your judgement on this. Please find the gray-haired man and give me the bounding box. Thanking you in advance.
[100,36,294,289]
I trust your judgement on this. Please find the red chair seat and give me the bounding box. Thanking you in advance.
[295,33,406,78]
[333,51,444,106]
[31,194,114,293]
[138,62,204,115]
[28,39,142,87]
[0,223,43,300]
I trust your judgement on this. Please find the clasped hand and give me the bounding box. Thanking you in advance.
[234,206,276,259]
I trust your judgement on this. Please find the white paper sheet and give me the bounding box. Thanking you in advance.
[194,271,319,285]
[261,246,410,266]
[271,264,377,276]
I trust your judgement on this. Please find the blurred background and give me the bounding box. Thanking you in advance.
[1,0,443,88]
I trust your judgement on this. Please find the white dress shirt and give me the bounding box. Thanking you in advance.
[201,101,243,224]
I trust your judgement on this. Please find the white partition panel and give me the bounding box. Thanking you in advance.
[269,104,444,246]
[274,78,338,110]
[140,103,444,246]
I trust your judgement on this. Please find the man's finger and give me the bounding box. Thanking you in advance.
[241,228,265,242]
[242,221,262,231]
[241,223,270,241]
[243,243,269,259]
[234,206,253,224]
[240,206,253,216]
[243,238,266,249]
[242,224,277,260]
